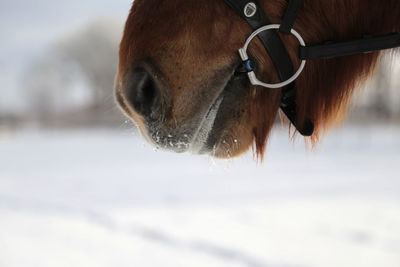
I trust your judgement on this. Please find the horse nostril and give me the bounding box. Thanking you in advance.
[126,68,160,119]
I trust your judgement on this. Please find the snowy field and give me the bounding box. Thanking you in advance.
[1,126,400,267]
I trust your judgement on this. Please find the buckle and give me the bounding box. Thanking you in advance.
[238,24,306,89]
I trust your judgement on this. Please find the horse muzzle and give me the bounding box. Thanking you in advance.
[116,64,220,154]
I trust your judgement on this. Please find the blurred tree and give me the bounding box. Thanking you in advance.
[24,57,91,114]
[23,18,125,126]
[55,18,122,110]
[370,59,391,118]
[352,56,400,121]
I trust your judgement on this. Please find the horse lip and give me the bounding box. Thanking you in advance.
[189,67,239,154]
[189,93,225,154]
[137,61,240,155]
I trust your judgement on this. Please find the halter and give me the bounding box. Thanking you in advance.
[224,0,400,136]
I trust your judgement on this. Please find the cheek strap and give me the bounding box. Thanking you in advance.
[224,0,314,136]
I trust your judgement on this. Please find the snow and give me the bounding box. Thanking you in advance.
[1,126,400,267]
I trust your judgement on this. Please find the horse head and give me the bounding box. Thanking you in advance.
[115,0,400,159]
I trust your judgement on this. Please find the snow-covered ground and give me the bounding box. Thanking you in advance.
[1,126,400,267]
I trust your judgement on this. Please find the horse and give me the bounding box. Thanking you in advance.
[114,0,400,159]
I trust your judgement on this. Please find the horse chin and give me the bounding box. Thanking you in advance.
[196,73,251,158]
[188,92,225,154]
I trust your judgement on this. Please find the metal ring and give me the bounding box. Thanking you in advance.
[238,24,306,89]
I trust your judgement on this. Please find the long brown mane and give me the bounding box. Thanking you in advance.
[117,0,400,159]
[250,0,400,156]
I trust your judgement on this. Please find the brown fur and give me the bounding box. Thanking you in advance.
[116,0,400,159]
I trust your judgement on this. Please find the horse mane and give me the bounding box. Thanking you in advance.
[252,0,400,158]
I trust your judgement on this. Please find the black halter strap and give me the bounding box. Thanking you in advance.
[224,0,400,137]
[300,33,400,60]
[279,0,303,34]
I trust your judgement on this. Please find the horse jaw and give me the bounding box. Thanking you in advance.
[189,94,224,154]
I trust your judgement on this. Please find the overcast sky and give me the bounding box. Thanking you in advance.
[0,0,132,112]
